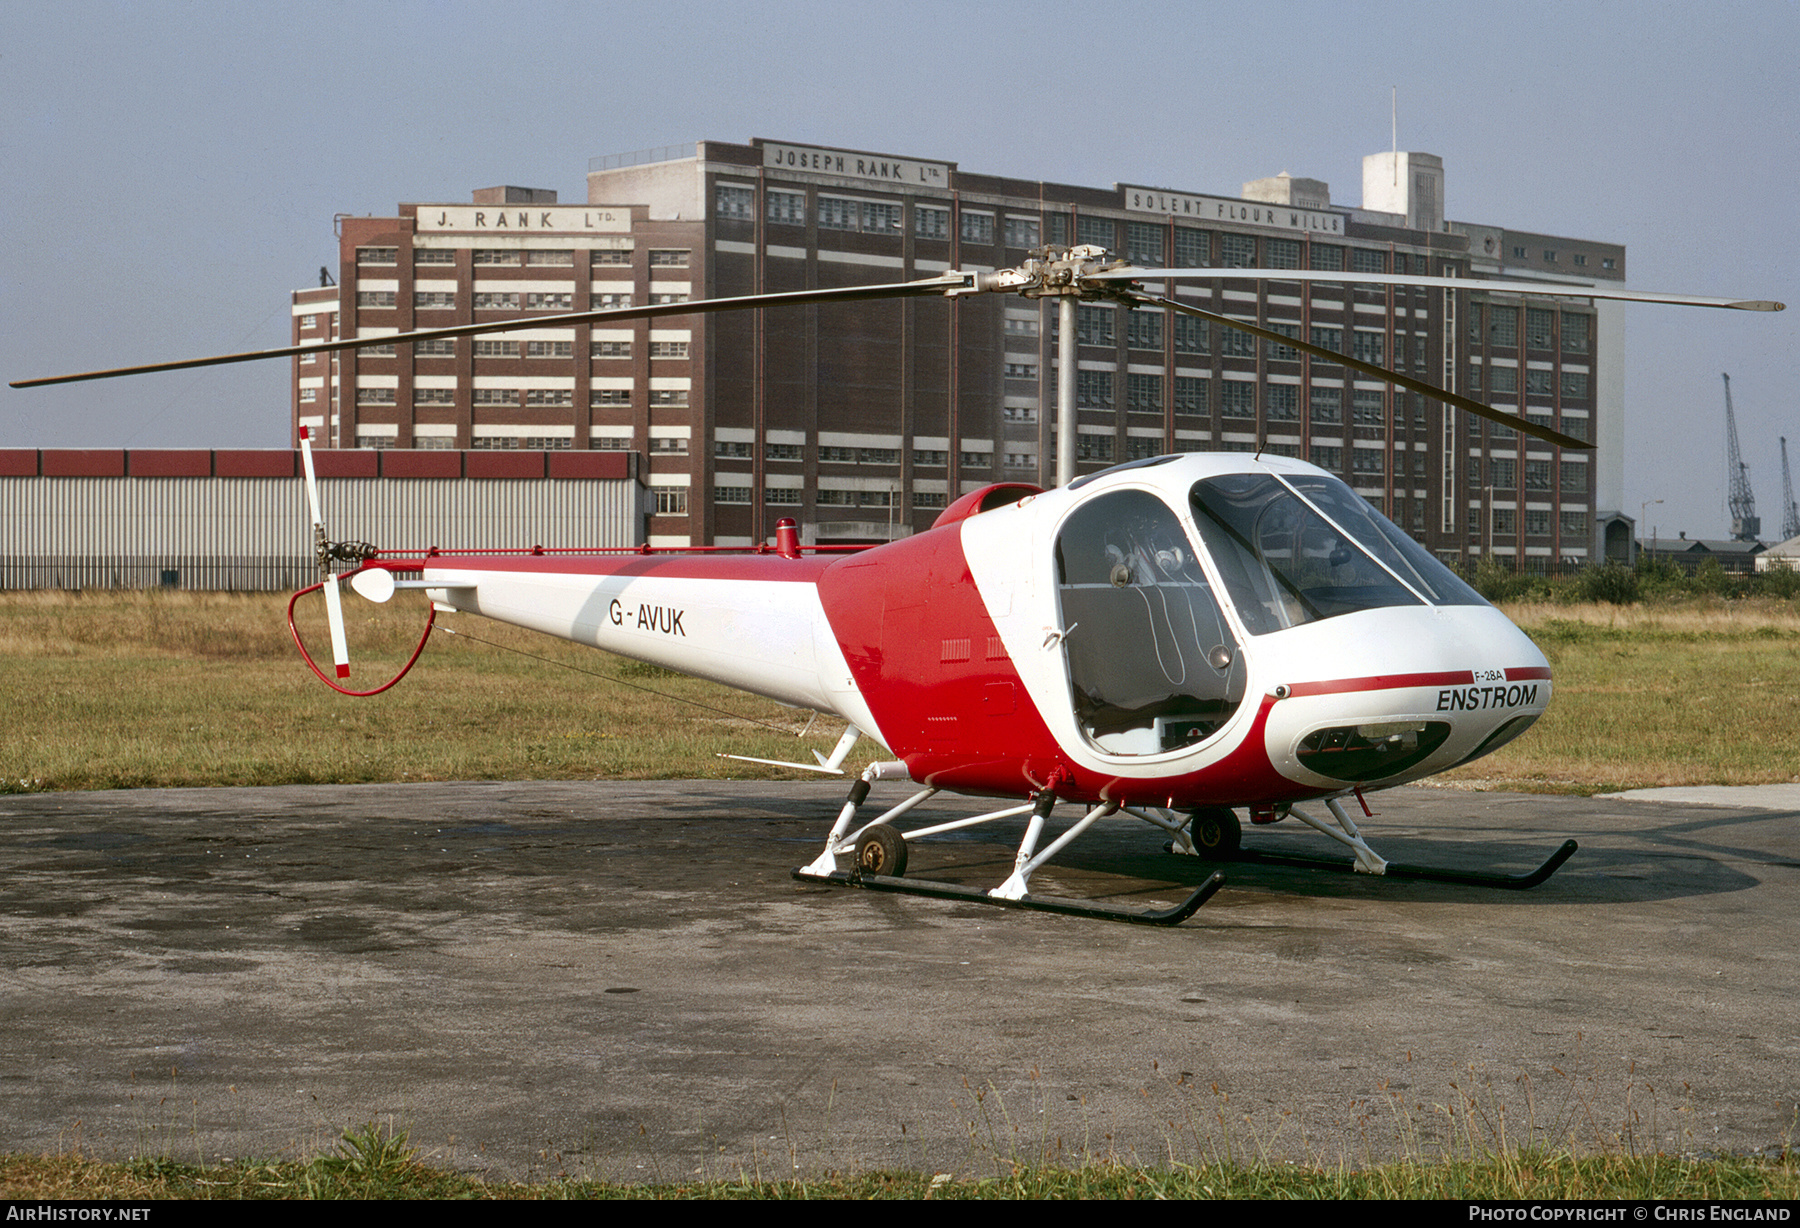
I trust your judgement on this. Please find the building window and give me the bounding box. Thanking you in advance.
[1352,447,1385,476]
[1174,377,1207,416]
[1309,326,1343,356]
[356,247,397,265]
[1525,369,1552,396]
[1351,247,1386,273]
[1310,387,1342,423]
[527,250,574,266]
[354,435,393,448]
[473,250,521,265]
[654,489,688,516]
[472,436,520,450]
[1310,244,1344,271]
[1126,222,1164,266]
[1004,363,1038,380]
[817,196,857,231]
[525,389,573,407]
[648,390,689,407]
[416,436,456,449]
[1573,253,1588,267]
[524,436,572,450]
[1076,370,1113,407]
[1221,234,1256,268]
[414,249,455,265]
[1173,313,1208,355]
[592,389,631,407]
[716,185,753,221]
[857,448,899,465]
[1125,309,1162,351]
[1004,451,1037,468]
[1310,445,1342,471]
[1561,511,1589,537]
[649,293,688,305]
[1002,406,1037,423]
[1173,227,1209,267]
[1562,371,1589,399]
[649,249,690,267]
[527,341,574,358]
[714,440,751,459]
[765,487,801,505]
[913,491,947,510]
[1489,458,1516,488]
[1126,373,1162,413]
[357,291,397,308]
[960,211,995,245]
[414,389,455,405]
[914,205,949,240]
[1266,385,1298,421]
[591,249,631,265]
[594,291,629,307]
[525,292,573,310]
[767,443,802,461]
[1561,314,1590,354]
[474,340,515,358]
[1489,367,1519,395]
[593,435,632,450]
[1351,388,1384,425]
[1076,216,1115,250]
[1004,316,1039,338]
[649,437,688,454]
[1265,322,1300,362]
[961,451,992,469]
[299,388,317,403]
[1003,216,1040,248]
[474,292,521,310]
[913,449,946,467]
[1047,213,1069,245]
[1601,258,1616,270]
[767,191,806,226]
[1526,308,1553,349]
[1525,460,1552,491]
[1220,323,1255,358]
[360,343,397,357]
[1351,330,1384,365]
[643,341,685,359]
[1264,238,1300,270]
[1127,437,1161,460]
[1076,435,1113,463]
[1220,381,1255,418]
[413,292,454,309]
[715,485,752,504]
[473,389,515,406]
[1489,306,1519,347]
[1542,250,1557,264]
[819,446,855,463]
[356,387,395,405]
[592,340,632,358]
[414,338,456,356]
[1077,304,1114,346]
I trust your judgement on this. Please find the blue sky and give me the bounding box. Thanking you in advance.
[3,0,1795,539]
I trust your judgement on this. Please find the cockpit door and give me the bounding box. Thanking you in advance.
[1053,488,1246,756]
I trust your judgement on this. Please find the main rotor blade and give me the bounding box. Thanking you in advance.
[1089,267,1785,312]
[10,271,977,389]
[1131,291,1594,451]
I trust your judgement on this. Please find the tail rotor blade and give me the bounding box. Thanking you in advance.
[321,572,351,680]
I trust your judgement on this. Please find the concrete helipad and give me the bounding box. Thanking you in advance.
[1,780,1794,1180]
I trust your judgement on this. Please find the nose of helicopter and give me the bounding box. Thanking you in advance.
[1254,605,1551,789]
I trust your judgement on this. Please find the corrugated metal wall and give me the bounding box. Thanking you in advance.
[0,477,643,591]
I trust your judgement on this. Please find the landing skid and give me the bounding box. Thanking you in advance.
[792,867,1226,926]
[1231,839,1578,890]
[1161,796,1577,890]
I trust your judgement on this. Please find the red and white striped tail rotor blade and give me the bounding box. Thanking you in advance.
[321,572,351,680]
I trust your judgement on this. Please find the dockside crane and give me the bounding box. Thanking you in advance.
[1723,373,1761,542]
[1781,436,1799,543]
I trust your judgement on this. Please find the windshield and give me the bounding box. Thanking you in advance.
[1189,472,1486,635]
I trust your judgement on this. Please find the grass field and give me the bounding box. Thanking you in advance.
[2,590,1795,795]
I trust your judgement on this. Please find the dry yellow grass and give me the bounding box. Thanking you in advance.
[1,592,1795,795]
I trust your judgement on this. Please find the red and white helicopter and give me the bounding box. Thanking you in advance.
[15,247,1782,924]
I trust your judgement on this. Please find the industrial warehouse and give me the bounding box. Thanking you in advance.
[292,137,1627,567]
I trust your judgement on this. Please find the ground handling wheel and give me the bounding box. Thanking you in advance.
[1188,807,1242,860]
[854,823,908,878]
